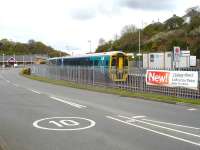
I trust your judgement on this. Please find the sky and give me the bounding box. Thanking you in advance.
[0,0,199,54]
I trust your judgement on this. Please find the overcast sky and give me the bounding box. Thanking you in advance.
[0,0,199,54]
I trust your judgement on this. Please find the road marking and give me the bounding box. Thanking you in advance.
[50,96,86,109]
[5,80,10,83]
[0,136,10,150]
[13,83,19,87]
[33,117,95,131]
[132,115,146,119]
[125,116,146,123]
[119,115,200,138]
[106,116,200,146]
[30,89,41,94]
[187,108,197,111]
[142,119,200,130]
[49,120,80,127]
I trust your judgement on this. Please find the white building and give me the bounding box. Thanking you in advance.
[143,51,195,69]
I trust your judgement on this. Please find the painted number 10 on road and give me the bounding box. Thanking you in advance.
[49,120,80,127]
[33,117,96,131]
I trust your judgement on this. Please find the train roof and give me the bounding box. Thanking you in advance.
[48,51,126,60]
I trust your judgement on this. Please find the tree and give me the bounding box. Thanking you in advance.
[98,38,106,46]
[188,16,200,31]
[0,38,68,57]
[96,40,113,52]
[143,22,164,37]
[0,42,3,49]
[96,6,200,55]
[121,25,137,36]
[186,6,200,17]
[164,14,184,30]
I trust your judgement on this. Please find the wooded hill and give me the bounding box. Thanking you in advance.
[96,6,200,59]
[0,39,67,57]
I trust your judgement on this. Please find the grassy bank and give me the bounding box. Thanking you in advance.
[22,74,200,105]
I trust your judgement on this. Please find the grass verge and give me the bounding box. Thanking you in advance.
[22,74,200,106]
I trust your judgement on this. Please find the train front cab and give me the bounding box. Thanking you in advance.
[109,52,128,81]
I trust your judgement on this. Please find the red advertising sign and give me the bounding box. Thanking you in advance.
[146,70,170,85]
[146,70,198,90]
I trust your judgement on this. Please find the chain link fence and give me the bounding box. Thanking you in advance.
[31,65,200,99]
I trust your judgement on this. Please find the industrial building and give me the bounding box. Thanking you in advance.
[0,54,48,67]
[142,50,196,69]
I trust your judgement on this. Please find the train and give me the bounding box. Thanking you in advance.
[48,51,129,81]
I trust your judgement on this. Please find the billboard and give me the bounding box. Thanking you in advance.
[146,70,198,90]
[190,56,196,67]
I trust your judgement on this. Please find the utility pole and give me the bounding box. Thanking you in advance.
[138,21,144,68]
[3,53,4,68]
[139,29,141,68]
[23,55,25,67]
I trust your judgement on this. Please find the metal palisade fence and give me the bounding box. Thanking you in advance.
[31,65,200,99]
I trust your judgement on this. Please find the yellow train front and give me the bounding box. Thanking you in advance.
[108,51,128,81]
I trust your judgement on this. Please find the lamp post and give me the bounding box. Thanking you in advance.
[139,29,141,68]
[136,29,143,68]
[3,53,4,68]
[137,21,144,68]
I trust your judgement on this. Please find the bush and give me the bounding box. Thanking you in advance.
[21,68,31,75]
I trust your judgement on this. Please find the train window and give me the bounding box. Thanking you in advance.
[124,59,128,66]
[112,58,116,66]
[94,60,98,66]
[105,61,108,66]
[64,59,69,65]
[57,59,62,65]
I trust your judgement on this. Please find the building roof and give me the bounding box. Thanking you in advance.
[48,51,126,60]
[0,54,48,62]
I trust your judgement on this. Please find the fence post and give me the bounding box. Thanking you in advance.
[93,62,95,85]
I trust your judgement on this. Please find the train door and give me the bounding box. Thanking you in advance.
[110,54,125,81]
[118,57,123,70]
[116,55,124,80]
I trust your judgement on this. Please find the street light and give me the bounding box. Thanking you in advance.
[137,20,144,68]
[2,53,4,68]
[137,29,142,68]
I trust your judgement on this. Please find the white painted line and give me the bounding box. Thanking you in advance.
[50,96,86,109]
[30,90,41,94]
[124,116,146,123]
[119,115,200,138]
[132,116,146,119]
[106,116,200,147]
[66,98,87,108]
[5,80,10,83]
[13,84,19,87]
[187,108,197,111]
[142,119,200,130]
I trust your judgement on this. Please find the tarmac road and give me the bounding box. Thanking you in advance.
[0,68,200,150]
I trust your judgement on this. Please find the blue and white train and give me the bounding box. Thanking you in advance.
[48,51,129,81]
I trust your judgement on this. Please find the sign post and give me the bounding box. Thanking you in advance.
[173,47,181,68]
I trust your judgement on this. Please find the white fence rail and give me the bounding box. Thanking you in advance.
[31,65,200,99]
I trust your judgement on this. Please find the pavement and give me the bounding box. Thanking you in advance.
[0,68,200,150]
